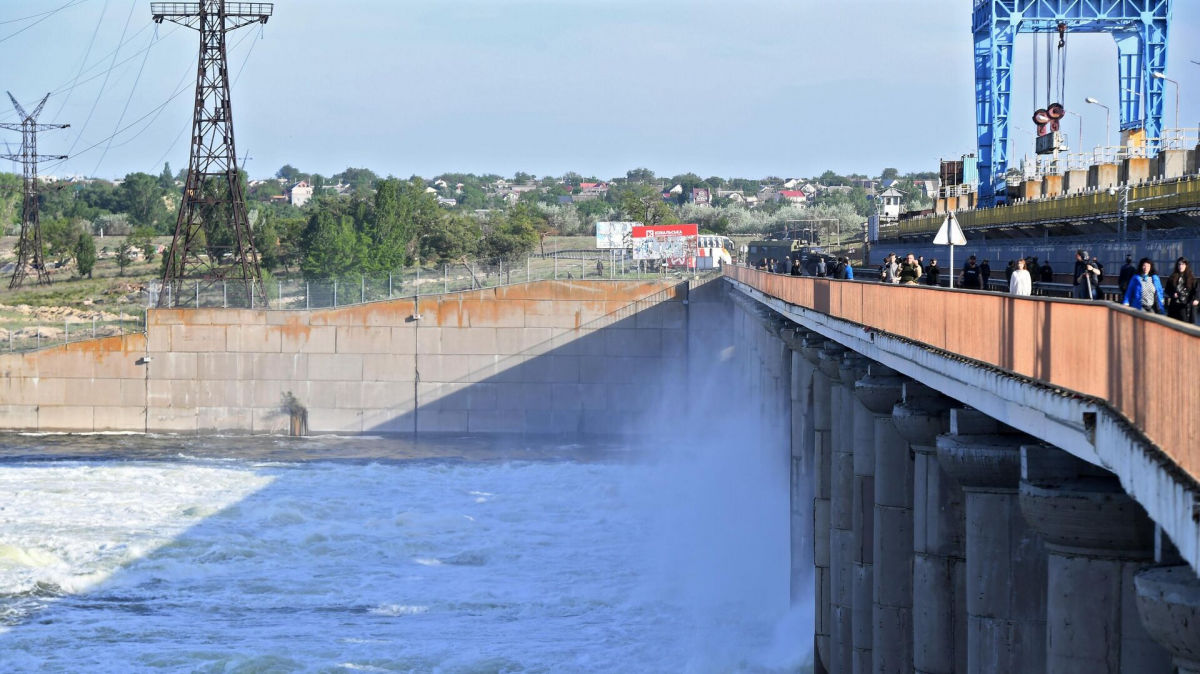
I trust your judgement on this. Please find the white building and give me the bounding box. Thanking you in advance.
[288,180,314,207]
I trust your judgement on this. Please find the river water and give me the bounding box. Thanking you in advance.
[0,434,806,673]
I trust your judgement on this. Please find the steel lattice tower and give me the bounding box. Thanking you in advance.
[1,93,68,289]
[152,1,272,307]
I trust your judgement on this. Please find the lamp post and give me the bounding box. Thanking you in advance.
[1085,97,1112,152]
[1152,72,1180,139]
[1066,110,1083,150]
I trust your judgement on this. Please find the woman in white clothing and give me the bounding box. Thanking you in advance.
[1009,258,1032,296]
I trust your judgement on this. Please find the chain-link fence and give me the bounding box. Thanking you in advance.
[152,252,704,310]
[1,316,145,353]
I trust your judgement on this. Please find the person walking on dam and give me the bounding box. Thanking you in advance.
[1122,258,1165,314]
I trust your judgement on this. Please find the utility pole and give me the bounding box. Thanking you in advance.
[152,1,272,308]
[1,93,68,289]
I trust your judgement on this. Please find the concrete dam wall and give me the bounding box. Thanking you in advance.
[0,280,704,435]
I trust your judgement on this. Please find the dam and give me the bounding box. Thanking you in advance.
[1,272,1199,672]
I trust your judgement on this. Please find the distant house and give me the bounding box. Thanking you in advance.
[433,179,448,189]
[662,184,684,201]
[777,190,808,204]
[436,196,457,207]
[689,187,711,206]
[800,183,820,196]
[557,195,575,205]
[914,180,938,198]
[781,178,800,189]
[288,180,313,207]
[579,181,609,196]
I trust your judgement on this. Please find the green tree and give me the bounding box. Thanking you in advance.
[119,172,168,230]
[364,178,436,272]
[74,232,96,278]
[116,237,134,276]
[418,213,480,265]
[300,209,362,278]
[132,226,157,263]
[276,164,302,183]
[617,184,676,225]
[256,211,282,270]
[880,167,899,182]
[159,163,175,191]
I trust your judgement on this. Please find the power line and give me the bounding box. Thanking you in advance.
[51,0,110,119]
[0,0,88,42]
[64,0,137,157]
[91,28,156,174]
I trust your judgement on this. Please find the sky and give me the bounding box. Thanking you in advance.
[0,0,1197,182]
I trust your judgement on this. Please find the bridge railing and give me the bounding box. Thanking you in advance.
[727,265,1200,482]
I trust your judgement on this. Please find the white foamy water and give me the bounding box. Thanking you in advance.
[0,440,809,673]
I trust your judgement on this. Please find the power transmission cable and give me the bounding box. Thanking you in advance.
[52,0,110,119]
[0,1,87,25]
[91,28,156,174]
[64,0,137,157]
[40,75,193,175]
[0,0,88,44]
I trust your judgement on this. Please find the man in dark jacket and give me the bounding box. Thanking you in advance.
[1039,260,1054,283]
[960,255,982,289]
[926,259,940,286]
[1118,255,1136,296]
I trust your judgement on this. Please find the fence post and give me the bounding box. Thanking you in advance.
[167,283,172,308]
[36,326,40,350]
[554,252,558,279]
[250,280,255,309]
[388,272,393,298]
[443,264,448,294]
[499,260,503,286]
[526,255,530,283]
[195,279,200,307]
[361,274,365,304]
[223,281,227,308]
[416,266,421,296]
[278,280,282,307]
[333,278,338,307]
[306,282,310,310]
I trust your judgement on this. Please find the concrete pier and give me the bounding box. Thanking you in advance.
[1020,448,1171,673]
[852,365,905,674]
[788,331,816,605]
[937,410,1046,674]
[1135,565,1200,674]
[824,343,855,674]
[803,334,834,672]
[890,383,954,674]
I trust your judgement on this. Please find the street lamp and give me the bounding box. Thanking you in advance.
[1067,110,1083,150]
[1085,97,1111,148]
[1152,72,1181,136]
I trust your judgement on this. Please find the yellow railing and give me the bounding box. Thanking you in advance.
[727,265,1200,484]
[898,175,1200,235]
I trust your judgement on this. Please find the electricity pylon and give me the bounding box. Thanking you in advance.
[1,93,68,289]
[151,1,272,307]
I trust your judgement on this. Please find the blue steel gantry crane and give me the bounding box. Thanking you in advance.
[973,0,1171,208]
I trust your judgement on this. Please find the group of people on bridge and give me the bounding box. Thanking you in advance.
[752,248,1200,326]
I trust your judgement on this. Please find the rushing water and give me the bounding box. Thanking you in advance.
[0,434,806,673]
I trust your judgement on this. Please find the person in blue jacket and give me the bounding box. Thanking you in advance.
[1121,257,1165,314]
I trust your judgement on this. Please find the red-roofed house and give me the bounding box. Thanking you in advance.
[776,190,808,204]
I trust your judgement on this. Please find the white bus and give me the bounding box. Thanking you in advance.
[696,235,735,269]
